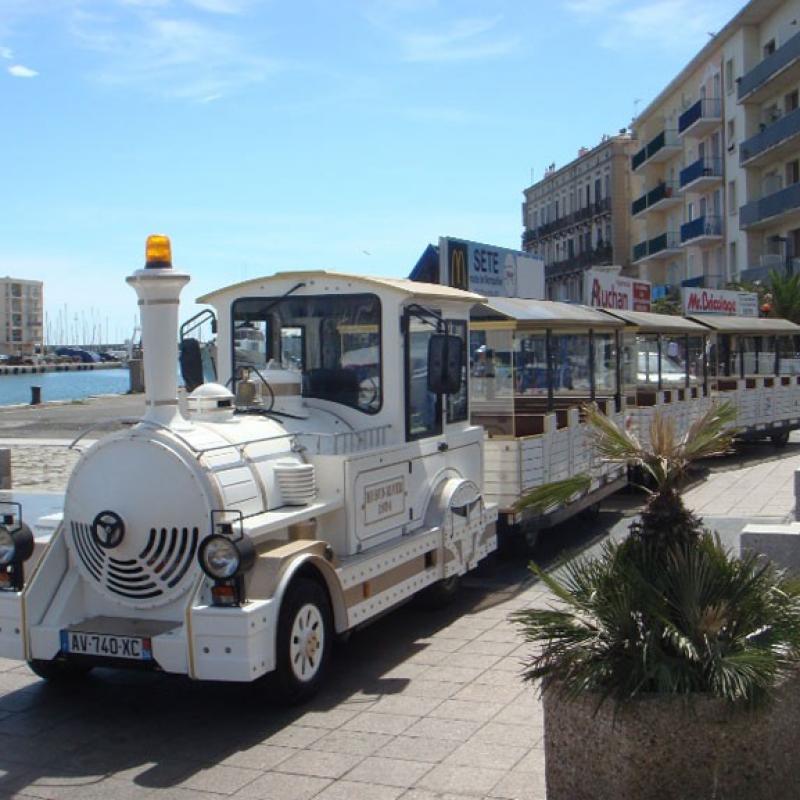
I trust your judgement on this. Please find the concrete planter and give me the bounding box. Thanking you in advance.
[542,671,800,800]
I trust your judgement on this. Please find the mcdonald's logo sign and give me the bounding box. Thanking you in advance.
[449,242,468,290]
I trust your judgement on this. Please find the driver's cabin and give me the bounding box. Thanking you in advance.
[195,271,483,447]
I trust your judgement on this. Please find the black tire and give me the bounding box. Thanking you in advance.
[27,659,92,683]
[771,430,790,448]
[417,574,461,609]
[272,578,332,705]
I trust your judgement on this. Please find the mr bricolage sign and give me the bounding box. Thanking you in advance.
[682,288,758,317]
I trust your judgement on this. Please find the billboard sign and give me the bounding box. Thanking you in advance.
[584,269,651,311]
[682,288,758,317]
[439,237,545,299]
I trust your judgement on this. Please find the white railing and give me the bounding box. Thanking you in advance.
[299,425,392,455]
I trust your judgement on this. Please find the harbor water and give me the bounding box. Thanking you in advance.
[0,368,130,406]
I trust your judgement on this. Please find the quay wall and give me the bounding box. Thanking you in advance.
[0,362,124,377]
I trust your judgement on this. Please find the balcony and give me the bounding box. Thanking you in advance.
[633,240,649,262]
[739,181,800,229]
[738,30,800,103]
[546,245,614,278]
[633,231,681,263]
[678,98,722,138]
[631,129,681,172]
[679,157,723,192]
[680,214,723,245]
[632,194,648,216]
[740,106,800,167]
[741,256,800,283]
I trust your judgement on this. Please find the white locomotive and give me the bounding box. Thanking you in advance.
[0,236,497,700]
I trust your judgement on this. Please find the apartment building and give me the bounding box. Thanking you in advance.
[521,134,636,302]
[630,0,800,292]
[0,278,43,357]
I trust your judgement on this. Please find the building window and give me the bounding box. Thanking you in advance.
[787,159,800,186]
[727,180,737,214]
[727,118,735,145]
[725,58,734,94]
[729,242,737,281]
[764,38,776,57]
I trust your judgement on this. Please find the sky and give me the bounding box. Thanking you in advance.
[0,0,746,344]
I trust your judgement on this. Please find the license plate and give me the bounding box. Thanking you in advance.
[60,630,153,661]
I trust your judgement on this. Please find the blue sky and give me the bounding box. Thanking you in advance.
[1,0,744,343]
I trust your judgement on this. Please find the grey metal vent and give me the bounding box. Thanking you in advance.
[70,522,199,604]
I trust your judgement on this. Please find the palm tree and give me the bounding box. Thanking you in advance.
[767,269,800,323]
[512,402,800,708]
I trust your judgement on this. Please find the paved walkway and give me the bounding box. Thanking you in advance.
[0,433,797,799]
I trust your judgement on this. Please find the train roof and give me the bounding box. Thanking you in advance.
[687,315,800,334]
[599,309,708,334]
[471,297,624,330]
[197,271,486,305]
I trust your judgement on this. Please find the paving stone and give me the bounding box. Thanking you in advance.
[295,707,362,730]
[429,699,504,723]
[273,749,363,779]
[376,734,460,764]
[451,683,521,704]
[399,791,476,800]
[369,694,444,717]
[488,769,547,799]
[313,779,404,800]
[472,722,538,748]
[454,640,518,657]
[218,744,296,771]
[177,764,261,795]
[342,711,419,736]
[344,756,433,789]
[264,725,329,749]
[414,637,471,653]
[232,772,331,800]
[308,729,393,757]
[415,763,506,796]
[445,740,528,771]
[402,716,482,743]
[395,680,462,700]
[419,665,486,685]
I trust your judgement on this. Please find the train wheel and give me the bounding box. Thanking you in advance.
[418,574,461,609]
[771,430,790,448]
[27,659,92,683]
[273,578,332,704]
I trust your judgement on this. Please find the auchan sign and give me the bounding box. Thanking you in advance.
[584,270,651,311]
[682,288,758,317]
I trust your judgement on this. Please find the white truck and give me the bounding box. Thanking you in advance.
[0,235,497,701]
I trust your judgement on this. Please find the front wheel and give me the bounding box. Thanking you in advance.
[771,430,790,448]
[272,578,332,705]
[28,659,92,683]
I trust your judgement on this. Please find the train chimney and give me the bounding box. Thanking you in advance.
[126,234,190,427]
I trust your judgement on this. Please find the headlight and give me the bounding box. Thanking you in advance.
[200,536,240,579]
[0,528,15,565]
[198,533,255,580]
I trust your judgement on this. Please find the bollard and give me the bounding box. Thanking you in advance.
[0,449,10,490]
[128,358,145,394]
[31,385,42,405]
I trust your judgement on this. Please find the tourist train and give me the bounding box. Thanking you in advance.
[0,234,798,698]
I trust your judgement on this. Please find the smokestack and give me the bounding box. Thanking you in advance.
[126,235,190,427]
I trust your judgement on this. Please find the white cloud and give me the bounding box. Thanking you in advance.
[8,64,37,77]
[68,6,283,101]
[0,46,12,59]
[185,0,250,14]
[564,0,737,52]
[400,17,519,62]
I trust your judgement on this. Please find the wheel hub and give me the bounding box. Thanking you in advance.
[290,603,324,682]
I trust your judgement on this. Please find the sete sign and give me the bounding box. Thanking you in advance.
[439,237,545,299]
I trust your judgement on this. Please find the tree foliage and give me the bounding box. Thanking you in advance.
[513,402,800,709]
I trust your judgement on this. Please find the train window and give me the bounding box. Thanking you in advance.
[446,321,468,423]
[231,294,382,414]
[405,313,442,440]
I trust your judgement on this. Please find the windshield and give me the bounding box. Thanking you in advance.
[231,293,382,413]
